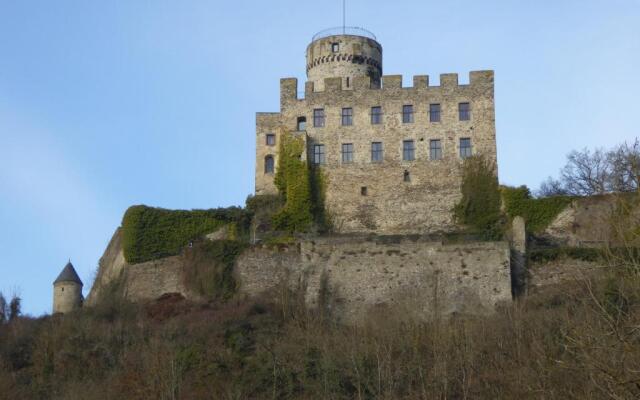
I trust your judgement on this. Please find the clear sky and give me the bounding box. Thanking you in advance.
[1,0,638,315]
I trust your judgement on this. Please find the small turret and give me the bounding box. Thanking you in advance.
[52,260,83,314]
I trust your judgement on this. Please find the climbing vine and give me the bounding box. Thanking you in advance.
[501,186,573,233]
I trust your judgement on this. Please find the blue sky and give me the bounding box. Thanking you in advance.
[1,0,638,315]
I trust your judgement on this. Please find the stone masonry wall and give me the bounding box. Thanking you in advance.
[236,236,512,323]
[256,71,496,234]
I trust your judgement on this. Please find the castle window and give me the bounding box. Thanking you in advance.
[346,77,350,88]
[404,170,411,182]
[264,155,275,174]
[371,106,382,125]
[371,142,383,162]
[459,138,472,159]
[313,109,325,127]
[430,139,443,160]
[313,144,325,164]
[342,143,354,163]
[361,186,368,196]
[403,140,415,161]
[341,108,353,126]
[459,102,471,121]
[332,42,339,53]
[429,104,441,122]
[266,134,276,146]
[402,105,414,123]
[296,117,306,131]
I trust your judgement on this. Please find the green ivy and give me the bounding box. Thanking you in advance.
[453,156,505,240]
[272,131,322,233]
[528,247,603,264]
[121,205,251,264]
[501,186,573,233]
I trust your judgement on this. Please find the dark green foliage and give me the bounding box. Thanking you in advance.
[502,185,573,233]
[121,205,251,264]
[246,194,285,234]
[453,156,505,240]
[182,240,246,299]
[528,247,603,264]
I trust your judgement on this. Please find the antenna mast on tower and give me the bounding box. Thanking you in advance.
[343,0,346,34]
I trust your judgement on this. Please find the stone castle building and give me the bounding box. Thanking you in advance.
[52,261,83,314]
[255,27,497,234]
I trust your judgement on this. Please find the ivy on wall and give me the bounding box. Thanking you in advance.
[272,131,327,232]
[121,205,251,264]
[453,156,505,240]
[501,186,573,233]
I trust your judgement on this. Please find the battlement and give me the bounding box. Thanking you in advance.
[281,71,494,103]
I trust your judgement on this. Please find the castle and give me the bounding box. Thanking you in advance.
[255,27,497,234]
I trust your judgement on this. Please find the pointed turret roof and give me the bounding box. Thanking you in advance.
[54,261,83,285]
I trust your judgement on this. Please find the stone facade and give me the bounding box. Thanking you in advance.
[255,31,497,234]
[236,236,512,322]
[53,281,83,314]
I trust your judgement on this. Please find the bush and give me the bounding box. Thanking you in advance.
[182,240,246,299]
[528,247,603,264]
[453,156,505,240]
[121,205,251,264]
[502,186,573,233]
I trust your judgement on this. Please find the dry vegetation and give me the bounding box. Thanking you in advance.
[1,256,639,399]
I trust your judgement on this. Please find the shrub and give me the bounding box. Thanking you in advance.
[121,205,251,264]
[453,155,505,240]
[182,240,247,300]
[502,186,573,233]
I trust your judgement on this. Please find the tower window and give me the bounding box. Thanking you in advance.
[264,155,275,174]
[313,144,325,164]
[430,139,443,160]
[346,77,350,88]
[402,105,414,123]
[332,42,339,53]
[266,134,276,146]
[459,102,471,121]
[341,108,353,126]
[403,170,411,182]
[403,140,415,161]
[361,186,368,196]
[371,142,383,162]
[296,116,306,131]
[342,143,354,163]
[429,104,441,122]
[371,106,382,125]
[460,138,473,159]
[313,108,325,127]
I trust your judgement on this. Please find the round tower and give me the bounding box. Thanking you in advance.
[306,27,382,90]
[52,260,83,314]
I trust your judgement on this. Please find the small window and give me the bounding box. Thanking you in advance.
[313,108,325,127]
[460,138,472,159]
[429,104,441,122]
[342,143,354,163]
[264,155,275,174]
[403,170,411,182]
[313,144,325,164]
[346,77,350,88]
[361,186,368,196]
[266,134,275,146]
[371,142,383,162]
[430,139,443,160]
[371,106,382,125]
[296,117,306,131]
[403,140,415,161]
[459,102,471,121]
[341,107,353,126]
[402,105,414,123]
[332,42,339,53]
[61,287,64,292]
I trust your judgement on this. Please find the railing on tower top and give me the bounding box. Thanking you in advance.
[312,26,377,42]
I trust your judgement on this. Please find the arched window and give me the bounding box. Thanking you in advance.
[264,155,275,174]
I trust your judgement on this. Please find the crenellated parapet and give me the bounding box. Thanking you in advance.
[280,71,494,104]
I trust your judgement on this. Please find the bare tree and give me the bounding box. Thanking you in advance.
[608,139,640,193]
[537,176,568,197]
[561,147,612,196]
[8,295,21,321]
[0,292,6,324]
